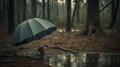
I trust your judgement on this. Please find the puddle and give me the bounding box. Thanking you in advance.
[44,52,85,67]
[44,52,120,67]
[17,50,120,67]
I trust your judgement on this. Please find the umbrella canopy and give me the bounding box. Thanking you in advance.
[12,18,56,46]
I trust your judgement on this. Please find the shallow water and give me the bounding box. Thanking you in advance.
[43,52,120,67]
[17,50,120,67]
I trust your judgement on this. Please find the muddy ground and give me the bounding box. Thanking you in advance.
[14,31,120,52]
[0,31,120,54]
[0,31,120,67]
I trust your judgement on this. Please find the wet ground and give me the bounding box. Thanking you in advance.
[0,31,120,67]
[0,55,51,67]
[43,52,120,67]
[0,51,120,67]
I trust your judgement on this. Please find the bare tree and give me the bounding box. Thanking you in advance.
[42,0,45,19]
[109,0,119,28]
[71,0,80,27]
[17,0,26,23]
[55,0,59,21]
[31,0,36,18]
[22,0,26,21]
[47,0,50,21]
[66,0,71,32]
[8,0,15,33]
[111,0,115,23]
[84,0,102,35]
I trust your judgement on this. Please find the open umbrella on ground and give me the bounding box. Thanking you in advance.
[12,18,56,46]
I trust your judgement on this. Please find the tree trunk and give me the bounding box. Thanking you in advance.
[84,0,94,35]
[71,0,80,27]
[111,0,115,22]
[17,0,26,23]
[93,0,102,32]
[42,0,45,19]
[47,0,50,21]
[8,0,15,33]
[66,0,71,32]
[56,0,59,21]
[0,0,3,23]
[51,0,53,21]
[62,0,65,22]
[17,0,21,23]
[84,0,102,35]
[76,0,80,22]
[109,0,119,28]
[54,0,59,21]
[71,0,78,27]
[22,0,26,21]
[31,0,36,18]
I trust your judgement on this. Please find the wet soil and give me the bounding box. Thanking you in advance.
[0,31,120,67]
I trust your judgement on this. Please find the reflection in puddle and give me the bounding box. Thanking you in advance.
[44,52,120,67]
[98,53,120,67]
[16,50,120,67]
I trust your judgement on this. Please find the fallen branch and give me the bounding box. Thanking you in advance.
[44,44,78,54]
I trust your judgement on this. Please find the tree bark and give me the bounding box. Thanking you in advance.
[111,0,115,22]
[53,0,59,21]
[71,0,80,27]
[109,0,119,28]
[8,0,15,33]
[93,0,102,32]
[0,0,2,23]
[42,0,45,19]
[76,0,80,22]
[47,0,50,21]
[71,0,78,27]
[84,0,102,35]
[31,0,36,18]
[66,0,71,32]
[22,0,26,21]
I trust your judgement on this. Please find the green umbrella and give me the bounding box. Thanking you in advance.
[12,18,56,46]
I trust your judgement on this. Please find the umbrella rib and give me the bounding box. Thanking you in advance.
[27,20,34,35]
[34,19,49,32]
[34,19,52,34]
[34,18,55,34]
[34,19,46,29]
[34,19,52,35]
